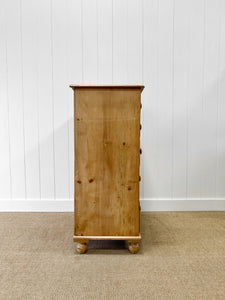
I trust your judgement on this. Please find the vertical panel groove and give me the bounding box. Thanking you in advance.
[111,0,114,83]
[36,59,41,199]
[66,0,71,199]
[215,3,222,197]
[156,0,159,199]
[171,0,175,199]
[185,3,190,199]
[96,0,99,82]
[19,0,27,199]
[50,0,56,199]
[126,0,128,82]
[141,0,144,199]
[201,0,206,111]
[81,0,84,83]
[5,35,12,199]
[36,2,42,199]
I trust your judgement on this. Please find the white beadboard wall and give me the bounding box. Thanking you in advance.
[0,0,225,211]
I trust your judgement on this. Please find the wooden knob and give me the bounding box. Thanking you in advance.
[140,148,142,154]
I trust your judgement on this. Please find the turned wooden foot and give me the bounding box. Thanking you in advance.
[128,242,140,254]
[76,242,88,254]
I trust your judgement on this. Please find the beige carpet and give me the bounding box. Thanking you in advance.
[0,212,224,300]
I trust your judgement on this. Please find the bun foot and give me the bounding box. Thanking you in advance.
[128,242,140,254]
[76,242,88,254]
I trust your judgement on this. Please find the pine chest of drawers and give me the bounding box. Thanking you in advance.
[70,85,144,253]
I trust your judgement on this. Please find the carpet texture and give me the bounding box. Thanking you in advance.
[0,212,224,300]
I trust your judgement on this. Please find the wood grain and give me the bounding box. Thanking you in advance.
[72,86,143,237]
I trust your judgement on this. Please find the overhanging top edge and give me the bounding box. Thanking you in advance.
[69,85,145,92]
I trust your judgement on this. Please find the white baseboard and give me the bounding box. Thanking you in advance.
[140,199,225,211]
[0,198,224,212]
[0,199,74,212]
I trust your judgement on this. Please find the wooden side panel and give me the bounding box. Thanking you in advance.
[74,88,141,236]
